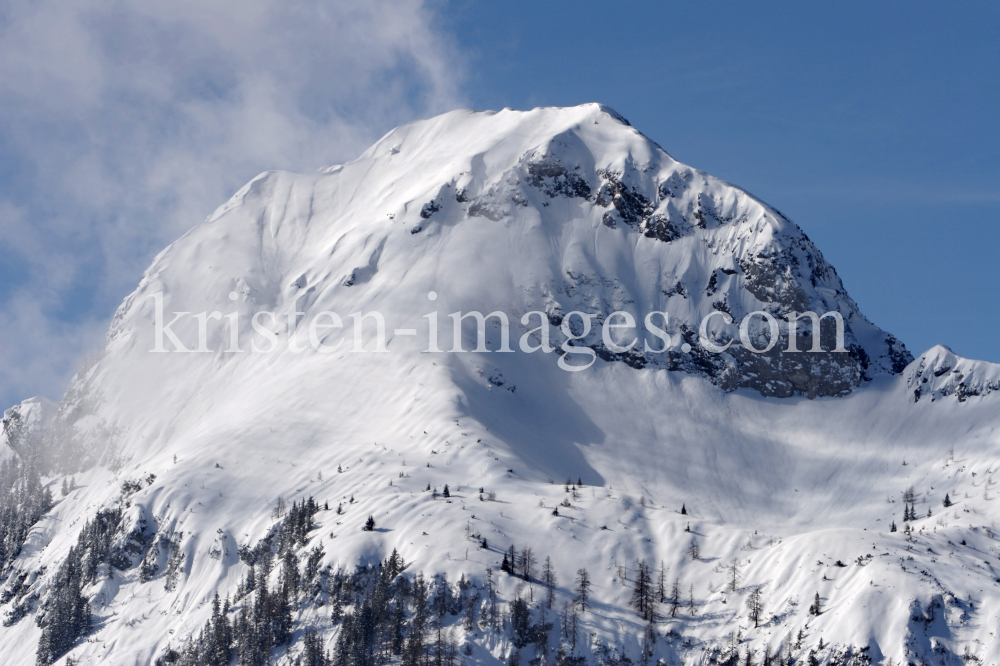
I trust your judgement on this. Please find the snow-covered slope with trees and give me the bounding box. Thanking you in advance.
[2,104,999,666]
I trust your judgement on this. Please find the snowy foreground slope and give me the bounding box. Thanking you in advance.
[3,104,1000,666]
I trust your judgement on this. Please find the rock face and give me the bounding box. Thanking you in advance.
[1,397,56,459]
[905,345,1000,402]
[337,103,911,397]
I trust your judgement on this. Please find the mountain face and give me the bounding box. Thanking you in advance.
[1,397,55,460]
[1,104,999,666]
[107,103,910,400]
[905,345,1000,403]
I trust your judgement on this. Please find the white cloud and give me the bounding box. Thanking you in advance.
[0,0,464,407]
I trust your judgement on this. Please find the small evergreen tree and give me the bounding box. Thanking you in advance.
[364,515,376,531]
[727,557,741,592]
[669,577,681,617]
[575,568,591,612]
[510,597,535,648]
[746,586,764,628]
[542,556,557,608]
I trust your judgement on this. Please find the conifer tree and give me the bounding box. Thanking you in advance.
[630,560,655,621]
[35,545,90,665]
[746,587,764,628]
[575,568,591,613]
[404,574,430,666]
[519,546,536,581]
[809,592,822,615]
[669,578,681,617]
[727,557,741,592]
[463,591,479,631]
[205,592,232,666]
[330,594,344,624]
[301,627,328,666]
[542,556,557,608]
[510,597,534,648]
[281,549,299,596]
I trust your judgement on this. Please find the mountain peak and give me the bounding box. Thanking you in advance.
[906,344,1000,402]
[174,104,911,400]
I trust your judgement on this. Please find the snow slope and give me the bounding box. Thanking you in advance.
[2,104,999,666]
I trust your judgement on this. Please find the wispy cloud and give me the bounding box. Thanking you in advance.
[0,0,464,407]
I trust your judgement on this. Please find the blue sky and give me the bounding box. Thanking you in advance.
[441,0,1000,363]
[0,0,997,407]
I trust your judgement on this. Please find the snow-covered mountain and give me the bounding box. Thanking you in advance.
[2,104,1000,666]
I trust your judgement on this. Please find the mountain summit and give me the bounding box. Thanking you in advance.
[2,105,999,666]
[106,103,909,402]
